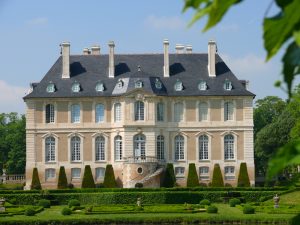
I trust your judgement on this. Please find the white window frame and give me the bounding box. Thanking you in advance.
[114,135,123,161]
[45,168,56,181]
[198,81,207,91]
[198,135,209,160]
[95,82,105,92]
[223,101,235,121]
[174,135,185,161]
[70,136,81,162]
[95,167,105,181]
[198,102,209,121]
[156,135,165,161]
[72,82,81,93]
[45,104,55,123]
[224,80,232,91]
[224,166,235,180]
[175,167,185,178]
[114,103,122,122]
[156,102,164,122]
[71,104,81,123]
[45,136,56,162]
[224,134,235,160]
[42,133,59,164]
[199,166,210,180]
[174,80,183,91]
[71,168,81,180]
[135,80,143,88]
[95,103,105,123]
[46,83,55,93]
[155,79,162,89]
[134,101,144,121]
[134,134,146,159]
[174,102,184,122]
[95,136,105,161]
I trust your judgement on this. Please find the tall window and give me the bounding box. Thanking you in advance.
[95,136,105,161]
[174,102,183,122]
[224,101,234,121]
[45,104,55,123]
[157,103,164,122]
[175,135,184,160]
[95,103,105,123]
[71,104,80,123]
[134,134,146,159]
[135,101,144,121]
[45,136,55,162]
[199,135,209,160]
[114,103,121,122]
[71,136,81,161]
[115,135,122,160]
[156,135,165,160]
[199,102,208,121]
[224,134,234,160]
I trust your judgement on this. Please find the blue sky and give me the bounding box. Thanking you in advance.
[0,0,287,113]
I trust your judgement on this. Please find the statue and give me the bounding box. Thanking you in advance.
[273,194,280,208]
[137,197,141,207]
[0,197,6,212]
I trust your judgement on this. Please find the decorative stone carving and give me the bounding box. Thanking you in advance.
[135,94,145,101]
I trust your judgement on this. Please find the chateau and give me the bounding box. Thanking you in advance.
[23,40,255,189]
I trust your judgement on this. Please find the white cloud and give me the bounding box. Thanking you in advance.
[0,80,27,114]
[26,17,48,26]
[144,15,185,30]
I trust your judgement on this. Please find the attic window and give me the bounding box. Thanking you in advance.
[224,79,232,91]
[117,80,124,89]
[135,80,143,88]
[72,82,81,93]
[95,81,105,92]
[46,82,55,93]
[155,79,162,89]
[174,80,183,91]
[198,80,207,91]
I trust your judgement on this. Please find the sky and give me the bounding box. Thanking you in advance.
[0,0,289,114]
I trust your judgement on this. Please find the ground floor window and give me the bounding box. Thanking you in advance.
[175,167,185,178]
[45,168,55,181]
[199,166,209,180]
[225,166,235,180]
[95,167,105,181]
[71,168,81,180]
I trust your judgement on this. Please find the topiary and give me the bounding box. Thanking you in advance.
[207,205,218,213]
[237,162,251,187]
[243,204,255,214]
[200,199,211,206]
[229,198,241,207]
[31,167,42,190]
[24,207,36,216]
[187,163,200,187]
[38,199,51,208]
[162,163,176,188]
[211,164,224,187]
[68,183,74,189]
[135,183,143,188]
[57,166,68,189]
[81,165,95,188]
[61,207,72,215]
[103,164,117,188]
[68,199,80,207]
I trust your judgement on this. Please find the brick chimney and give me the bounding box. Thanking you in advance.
[163,39,169,77]
[61,41,70,79]
[91,45,100,55]
[108,41,115,78]
[208,40,216,77]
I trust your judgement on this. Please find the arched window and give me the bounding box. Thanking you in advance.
[115,135,122,160]
[156,135,164,160]
[174,102,184,122]
[45,104,55,123]
[71,104,80,123]
[45,136,55,162]
[95,104,105,123]
[71,136,81,162]
[224,101,234,121]
[175,135,184,160]
[135,101,144,121]
[199,135,209,160]
[134,134,146,159]
[95,136,105,161]
[199,102,208,121]
[224,134,234,160]
[114,103,121,122]
[157,102,164,122]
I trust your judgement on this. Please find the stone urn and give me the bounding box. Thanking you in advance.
[273,194,280,208]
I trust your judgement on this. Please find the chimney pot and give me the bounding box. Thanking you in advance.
[61,41,70,79]
[163,39,169,77]
[91,45,100,55]
[186,45,193,53]
[83,48,90,55]
[175,44,185,54]
[208,40,216,77]
[108,41,115,78]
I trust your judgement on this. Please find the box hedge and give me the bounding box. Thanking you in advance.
[81,165,95,188]
[237,163,251,187]
[186,163,199,187]
[57,166,68,189]
[103,164,117,188]
[211,164,224,187]
[30,167,42,190]
[162,163,176,187]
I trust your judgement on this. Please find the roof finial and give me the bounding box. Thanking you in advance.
[138,65,141,72]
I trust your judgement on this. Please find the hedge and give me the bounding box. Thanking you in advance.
[57,166,68,189]
[186,163,199,187]
[103,165,117,188]
[31,168,42,190]
[211,164,224,187]
[162,163,176,187]
[81,165,95,188]
[237,163,250,187]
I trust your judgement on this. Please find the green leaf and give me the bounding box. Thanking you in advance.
[263,0,300,60]
[183,0,205,12]
[275,0,293,8]
[293,30,300,46]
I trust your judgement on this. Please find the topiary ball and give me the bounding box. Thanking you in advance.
[243,204,255,214]
[38,199,51,208]
[61,207,72,215]
[68,199,80,207]
[207,205,218,214]
[229,198,241,207]
[200,199,211,206]
[24,207,36,216]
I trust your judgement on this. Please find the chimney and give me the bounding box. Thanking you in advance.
[83,48,90,55]
[163,39,169,77]
[61,41,70,79]
[175,44,185,54]
[208,40,216,77]
[108,41,115,78]
[186,45,192,54]
[91,45,100,55]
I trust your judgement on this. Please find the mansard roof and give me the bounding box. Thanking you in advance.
[24,53,255,99]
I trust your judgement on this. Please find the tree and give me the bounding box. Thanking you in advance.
[186,163,199,187]
[81,165,95,188]
[57,166,68,189]
[31,167,42,190]
[211,164,224,187]
[103,164,117,188]
[162,163,176,188]
[237,163,250,187]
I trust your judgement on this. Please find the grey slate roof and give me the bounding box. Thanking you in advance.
[24,53,255,99]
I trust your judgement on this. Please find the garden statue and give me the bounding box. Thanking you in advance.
[0,197,6,212]
[273,194,280,208]
[137,197,141,207]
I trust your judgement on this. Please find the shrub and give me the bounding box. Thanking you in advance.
[207,205,218,213]
[57,166,68,189]
[237,163,251,187]
[229,198,241,207]
[199,183,207,187]
[200,199,211,206]
[61,207,72,215]
[38,199,51,208]
[24,207,36,216]
[243,204,255,214]
[68,183,74,189]
[68,199,80,207]
[211,164,224,187]
[162,163,176,188]
[103,165,117,188]
[81,165,95,188]
[31,168,42,190]
[135,183,143,188]
[95,183,104,188]
[187,163,200,187]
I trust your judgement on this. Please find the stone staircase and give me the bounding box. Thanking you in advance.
[139,167,164,185]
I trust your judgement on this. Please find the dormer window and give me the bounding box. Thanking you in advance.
[174,80,183,91]
[155,79,162,89]
[95,81,105,92]
[135,80,143,88]
[72,82,81,93]
[46,82,55,93]
[224,79,232,91]
[117,80,124,89]
[198,80,207,91]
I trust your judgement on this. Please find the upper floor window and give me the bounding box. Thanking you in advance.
[224,101,234,121]
[114,103,121,122]
[115,135,122,160]
[199,102,208,121]
[135,101,144,121]
[199,135,209,160]
[117,80,124,89]
[95,167,105,181]
[135,80,143,88]
[199,167,209,180]
[198,80,207,91]
[95,103,105,123]
[45,136,55,162]
[71,104,80,123]
[225,166,235,180]
[175,167,185,177]
[45,104,55,123]
[224,79,232,90]
[72,82,81,93]
[174,80,183,91]
[174,102,184,122]
[224,134,235,160]
[95,82,105,92]
[45,168,56,181]
[157,102,164,122]
[46,82,55,93]
[155,79,162,89]
[95,136,105,161]
[175,135,184,160]
[156,135,165,160]
[71,136,81,162]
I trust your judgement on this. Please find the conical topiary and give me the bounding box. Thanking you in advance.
[162,163,176,187]
[81,165,95,188]
[57,166,68,189]
[187,163,200,187]
[237,162,250,187]
[31,167,42,190]
[103,164,117,188]
[211,164,224,187]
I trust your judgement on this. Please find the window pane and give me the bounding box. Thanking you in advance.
[114,103,121,122]
[175,135,184,160]
[71,168,81,179]
[115,136,122,160]
[224,102,233,121]
[199,135,208,160]
[71,104,80,123]
[45,136,55,162]
[199,102,208,121]
[224,135,234,160]
[157,103,164,121]
[175,167,185,177]
[45,168,55,181]
[225,166,235,180]
[95,104,105,123]
[95,136,105,161]
[134,134,146,159]
[174,103,183,122]
[199,167,209,180]
[46,104,55,123]
[95,167,105,180]
[156,135,164,160]
[135,101,144,121]
[71,136,81,161]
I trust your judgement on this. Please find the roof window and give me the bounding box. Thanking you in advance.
[198,80,207,91]
[155,79,162,89]
[95,81,105,92]
[174,79,183,91]
[224,79,232,91]
[117,80,124,89]
[46,82,55,93]
[135,80,143,88]
[72,81,81,93]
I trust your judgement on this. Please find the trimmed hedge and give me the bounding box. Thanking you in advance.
[103,165,117,188]
[61,207,72,215]
[207,205,218,213]
[38,199,51,208]
[186,163,199,187]
[57,166,68,189]
[211,164,224,187]
[229,198,241,207]
[81,165,95,188]
[243,204,255,214]
[237,163,250,187]
[162,163,176,188]
[31,167,42,190]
